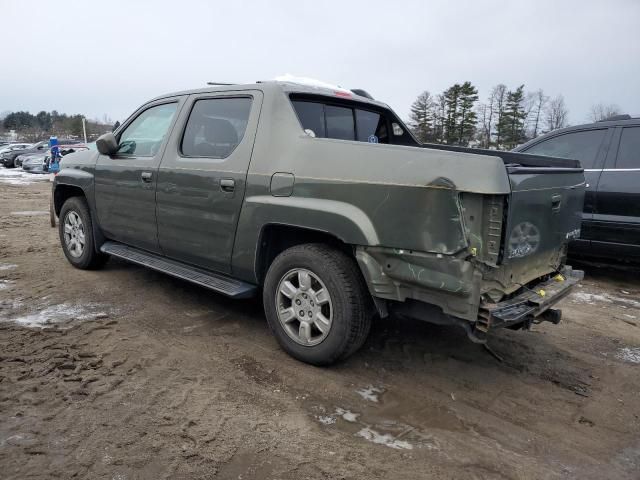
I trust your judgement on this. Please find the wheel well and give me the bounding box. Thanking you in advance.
[54,185,86,216]
[255,224,353,284]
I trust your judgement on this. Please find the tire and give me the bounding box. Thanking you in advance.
[58,196,108,270]
[263,243,372,365]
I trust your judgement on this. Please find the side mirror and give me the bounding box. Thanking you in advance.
[96,133,118,155]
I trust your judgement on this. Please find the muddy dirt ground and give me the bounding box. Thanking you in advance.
[1,171,639,479]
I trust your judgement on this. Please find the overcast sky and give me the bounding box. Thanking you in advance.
[2,0,639,125]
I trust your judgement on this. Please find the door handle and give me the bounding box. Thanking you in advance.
[141,172,153,183]
[220,178,235,192]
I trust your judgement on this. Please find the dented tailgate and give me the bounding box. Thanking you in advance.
[501,166,585,273]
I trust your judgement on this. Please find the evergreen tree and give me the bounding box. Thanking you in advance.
[457,81,478,145]
[498,85,527,149]
[443,83,461,144]
[408,91,435,143]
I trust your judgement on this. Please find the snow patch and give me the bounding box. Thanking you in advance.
[356,385,383,402]
[571,292,612,304]
[5,303,110,328]
[0,166,51,185]
[335,408,359,422]
[10,210,49,216]
[317,415,336,425]
[0,263,17,271]
[616,347,640,364]
[0,280,14,290]
[571,291,640,308]
[273,74,350,93]
[356,427,413,450]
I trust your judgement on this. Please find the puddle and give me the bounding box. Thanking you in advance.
[356,385,384,402]
[10,210,49,216]
[2,302,111,328]
[616,347,640,364]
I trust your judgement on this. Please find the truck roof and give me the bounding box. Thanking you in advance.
[149,80,390,110]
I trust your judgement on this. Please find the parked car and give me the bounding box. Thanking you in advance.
[1,139,83,168]
[514,115,640,261]
[21,153,49,173]
[16,151,46,168]
[1,140,49,168]
[52,80,584,365]
[0,143,32,160]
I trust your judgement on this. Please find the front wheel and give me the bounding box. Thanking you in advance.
[263,244,372,365]
[58,196,108,269]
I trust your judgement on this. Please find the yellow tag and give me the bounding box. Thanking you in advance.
[470,247,477,256]
[537,289,546,297]
[553,274,565,282]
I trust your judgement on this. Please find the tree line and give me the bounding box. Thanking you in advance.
[1,110,115,142]
[409,83,621,149]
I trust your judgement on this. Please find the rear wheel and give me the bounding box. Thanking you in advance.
[263,244,371,365]
[59,196,108,269]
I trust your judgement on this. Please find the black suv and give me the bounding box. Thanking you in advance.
[514,115,640,261]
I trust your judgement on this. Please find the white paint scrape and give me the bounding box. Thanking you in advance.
[356,385,383,402]
[616,347,640,364]
[356,427,413,450]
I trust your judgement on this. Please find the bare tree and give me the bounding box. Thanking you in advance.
[529,89,548,138]
[588,103,621,122]
[544,95,569,132]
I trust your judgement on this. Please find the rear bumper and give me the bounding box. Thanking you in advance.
[475,266,583,336]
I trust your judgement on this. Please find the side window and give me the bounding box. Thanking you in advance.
[524,129,606,169]
[117,103,178,157]
[615,127,640,169]
[356,109,387,143]
[325,105,355,140]
[291,101,326,138]
[181,97,252,158]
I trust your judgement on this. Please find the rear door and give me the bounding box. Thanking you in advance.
[522,127,613,248]
[155,91,262,273]
[593,125,640,255]
[94,99,184,252]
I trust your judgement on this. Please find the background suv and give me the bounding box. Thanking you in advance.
[514,115,640,261]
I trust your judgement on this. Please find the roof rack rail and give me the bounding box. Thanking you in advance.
[206,82,235,86]
[599,114,631,122]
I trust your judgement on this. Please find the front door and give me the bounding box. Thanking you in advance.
[593,125,640,255]
[155,91,263,273]
[94,100,183,252]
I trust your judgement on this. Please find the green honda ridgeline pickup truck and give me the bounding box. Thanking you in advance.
[53,80,585,365]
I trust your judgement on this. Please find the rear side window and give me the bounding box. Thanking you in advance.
[325,105,355,140]
[615,127,640,169]
[181,97,252,158]
[524,129,606,169]
[291,99,391,144]
[291,101,325,138]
